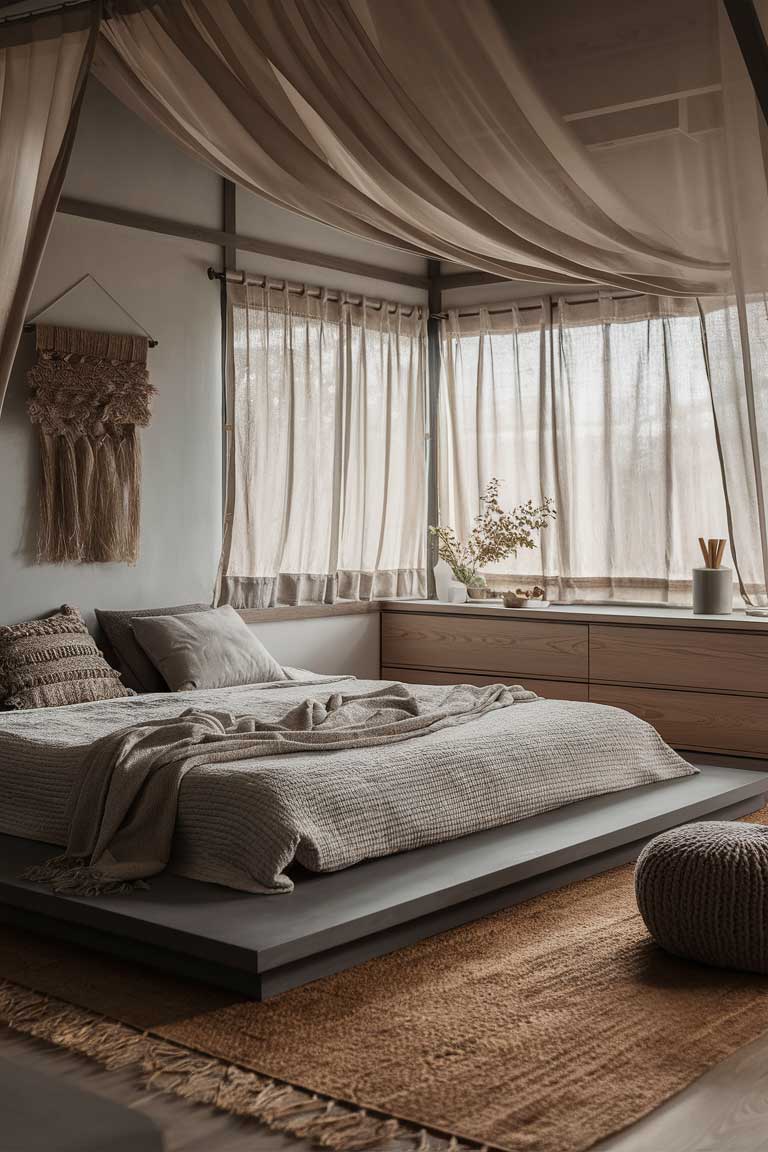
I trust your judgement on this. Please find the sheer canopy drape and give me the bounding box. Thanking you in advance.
[217,283,426,607]
[439,295,752,605]
[93,0,729,295]
[0,5,98,411]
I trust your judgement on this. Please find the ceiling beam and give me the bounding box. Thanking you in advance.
[562,84,722,122]
[434,270,512,292]
[57,196,430,290]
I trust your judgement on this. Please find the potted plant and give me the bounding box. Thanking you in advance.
[430,480,555,601]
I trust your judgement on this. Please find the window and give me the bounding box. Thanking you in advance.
[218,281,427,607]
[439,294,730,604]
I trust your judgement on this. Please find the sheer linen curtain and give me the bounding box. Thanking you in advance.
[695,2,768,605]
[217,283,426,607]
[440,296,731,605]
[0,5,98,412]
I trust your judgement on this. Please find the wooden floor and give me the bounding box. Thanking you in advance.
[2,1018,768,1151]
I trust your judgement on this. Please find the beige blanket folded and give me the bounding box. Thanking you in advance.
[26,682,534,895]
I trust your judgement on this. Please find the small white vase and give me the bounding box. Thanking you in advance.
[433,558,467,603]
[446,583,468,604]
[433,558,454,600]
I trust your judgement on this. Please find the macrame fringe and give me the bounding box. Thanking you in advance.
[28,324,154,565]
[35,430,142,564]
[22,855,148,898]
[0,979,491,1152]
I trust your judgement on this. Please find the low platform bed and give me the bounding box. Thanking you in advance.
[0,673,699,894]
[2,761,766,999]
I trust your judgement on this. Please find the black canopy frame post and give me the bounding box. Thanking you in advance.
[426,259,441,599]
[723,0,768,127]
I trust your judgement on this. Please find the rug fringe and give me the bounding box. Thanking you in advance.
[0,978,484,1152]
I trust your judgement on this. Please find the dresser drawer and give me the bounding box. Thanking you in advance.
[381,612,588,680]
[381,665,589,701]
[590,624,768,696]
[590,684,768,757]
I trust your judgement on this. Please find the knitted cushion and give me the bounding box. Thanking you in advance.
[635,821,768,974]
[0,605,133,710]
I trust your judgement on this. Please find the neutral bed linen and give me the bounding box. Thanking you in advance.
[0,674,696,894]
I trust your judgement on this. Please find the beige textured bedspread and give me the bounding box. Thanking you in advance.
[0,673,696,893]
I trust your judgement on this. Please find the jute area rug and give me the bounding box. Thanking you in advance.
[2,809,768,1152]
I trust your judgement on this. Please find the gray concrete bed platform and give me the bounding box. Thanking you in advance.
[1,762,766,999]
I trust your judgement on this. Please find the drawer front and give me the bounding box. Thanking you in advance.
[590,684,768,757]
[590,624,768,695]
[381,613,588,680]
[381,665,589,701]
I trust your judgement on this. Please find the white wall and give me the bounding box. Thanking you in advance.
[252,614,380,680]
[0,79,424,676]
[0,214,223,627]
[62,79,221,229]
[237,188,426,273]
[0,78,224,627]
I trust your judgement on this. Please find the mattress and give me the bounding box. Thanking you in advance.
[0,673,697,893]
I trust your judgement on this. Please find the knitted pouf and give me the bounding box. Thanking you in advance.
[635,821,768,974]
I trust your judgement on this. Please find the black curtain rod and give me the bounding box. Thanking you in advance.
[207,267,423,316]
[437,290,645,321]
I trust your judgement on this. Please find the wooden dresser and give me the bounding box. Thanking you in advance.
[380,601,768,759]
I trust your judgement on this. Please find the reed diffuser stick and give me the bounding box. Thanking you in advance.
[715,539,726,569]
[698,536,727,568]
[698,537,710,566]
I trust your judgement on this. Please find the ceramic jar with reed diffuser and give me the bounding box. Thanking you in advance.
[693,536,732,615]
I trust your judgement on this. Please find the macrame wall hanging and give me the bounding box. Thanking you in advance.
[27,324,156,564]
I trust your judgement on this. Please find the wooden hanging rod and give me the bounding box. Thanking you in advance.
[57,198,430,291]
[23,321,158,347]
[208,268,424,315]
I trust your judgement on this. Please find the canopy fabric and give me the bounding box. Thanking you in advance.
[0,5,98,413]
[93,0,732,296]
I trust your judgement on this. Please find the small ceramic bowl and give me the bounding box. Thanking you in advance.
[502,592,550,609]
[466,586,489,600]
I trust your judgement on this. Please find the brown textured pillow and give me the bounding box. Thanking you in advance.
[0,605,133,710]
[95,603,209,692]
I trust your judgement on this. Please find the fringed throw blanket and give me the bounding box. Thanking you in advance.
[25,682,535,896]
[27,324,155,564]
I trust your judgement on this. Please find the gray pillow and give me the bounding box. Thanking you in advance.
[95,603,209,692]
[131,604,286,692]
